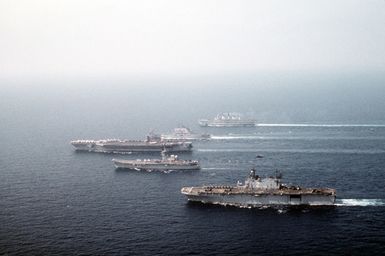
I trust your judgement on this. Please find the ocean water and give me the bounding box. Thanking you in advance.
[1,78,385,255]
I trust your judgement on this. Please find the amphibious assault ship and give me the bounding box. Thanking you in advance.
[161,127,211,141]
[70,134,192,153]
[198,113,256,127]
[112,152,200,171]
[181,169,336,207]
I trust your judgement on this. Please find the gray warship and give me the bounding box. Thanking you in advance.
[161,127,211,141]
[199,113,256,127]
[70,134,192,153]
[181,169,336,207]
[112,152,200,171]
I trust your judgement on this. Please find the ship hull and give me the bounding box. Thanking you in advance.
[113,161,200,171]
[182,192,336,207]
[205,122,256,127]
[161,135,210,141]
[199,120,256,127]
[71,141,192,153]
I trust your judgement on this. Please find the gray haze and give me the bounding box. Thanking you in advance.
[2,73,385,129]
[1,0,385,78]
[1,1,385,125]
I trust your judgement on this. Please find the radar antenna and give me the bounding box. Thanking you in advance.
[249,167,257,179]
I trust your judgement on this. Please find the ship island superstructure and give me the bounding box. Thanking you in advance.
[181,169,336,207]
[199,113,256,127]
[112,153,200,171]
[161,127,211,141]
[70,135,192,153]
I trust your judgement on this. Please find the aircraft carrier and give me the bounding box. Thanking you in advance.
[70,135,192,153]
[161,127,211,141]
[199,113,256,127]
[112,153,200,171]
[181,168,336,207]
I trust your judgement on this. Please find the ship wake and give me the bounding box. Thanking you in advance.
[256,123,385,127]
[197,148,385,154]
[211,135,262,140]
[336,199,385,207]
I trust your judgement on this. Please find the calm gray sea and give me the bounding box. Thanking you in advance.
[1,73,385,255]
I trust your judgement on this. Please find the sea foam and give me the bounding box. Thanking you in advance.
[336,199,385,207]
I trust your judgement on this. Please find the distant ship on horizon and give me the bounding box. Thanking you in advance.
[199,113,256,127]
[161,127,211,141]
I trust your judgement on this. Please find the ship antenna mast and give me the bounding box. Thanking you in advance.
[275,170,282,179]
[161,148,167,160]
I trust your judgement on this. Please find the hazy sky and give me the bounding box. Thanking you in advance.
[1,0,384,78]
